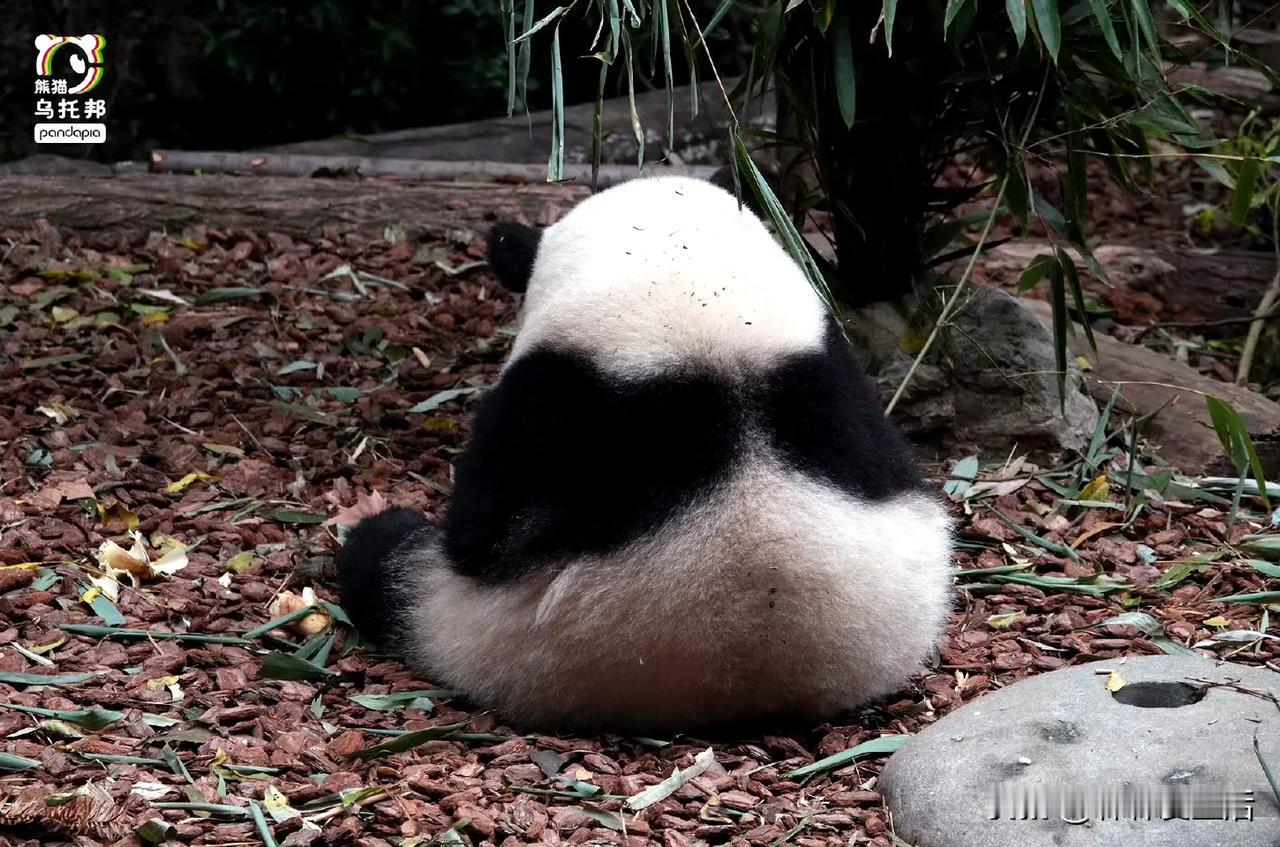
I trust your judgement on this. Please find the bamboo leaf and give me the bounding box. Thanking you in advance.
[833,13,857,129]
[1129,0,1159,56]
[0,752,41,771]
[61,623,251,645]
[515,0,535,112]
[257,652,335,682]
[1087,0,1123,60]
[782,735,908,780]
[1205,396,1271,510]
[882,0,898,52]
[730,128,836,314]
[622,29,645,170]
[243,606,323,640]
[700,0,736,41]
[655,0,675,148]
[1230,159,1262,226]
[193,287,265,306]
[406,386,487,413]
[347,719,474,760]
[1017,253,1056,291]
[1216,591,1280,604]
[2,703,125,731]
[503,0,517,115]
[626,748,715,809]
[1006,0,1028,48]
[511,5,568,45]
[1030,0,1061,61]
[249,800,280,847]
[548,24,565,182]
[1243,536,1280,561]
[1048,254,1069,411]
[1256,733,1280,809]
[349,690,452,711]
[0,670,105,687]
[1058,247,1097,357]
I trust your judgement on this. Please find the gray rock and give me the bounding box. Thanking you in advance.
[880,656,1280,847]
[851,286,1099,455]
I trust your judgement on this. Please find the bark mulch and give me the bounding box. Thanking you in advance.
[0,219,1276,847]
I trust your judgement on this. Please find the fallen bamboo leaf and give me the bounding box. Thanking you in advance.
[61,623,251,645]
[0,670,105,687]
[166,472,218,494]
[257,652,334,682]
[346,719,474,760]
[0,753,41,771]
[348,690,450,712]
[1,703,125,731]
[780,736,908,780]
[626,748,716,810]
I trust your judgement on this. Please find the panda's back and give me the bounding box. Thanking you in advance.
[443,319,926,583]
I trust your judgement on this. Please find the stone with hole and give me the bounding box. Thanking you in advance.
[880,655,1280,847]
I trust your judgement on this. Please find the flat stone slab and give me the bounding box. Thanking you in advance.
[880,656,1280,847]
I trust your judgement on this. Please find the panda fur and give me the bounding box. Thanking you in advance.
[337,175,953,730]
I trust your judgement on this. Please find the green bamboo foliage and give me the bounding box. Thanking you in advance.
[503,0,1276,403]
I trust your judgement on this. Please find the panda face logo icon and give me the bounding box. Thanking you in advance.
[34,35,106,95]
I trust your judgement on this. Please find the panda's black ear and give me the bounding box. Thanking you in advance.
[708,165,768,220]
[487,222,541,292]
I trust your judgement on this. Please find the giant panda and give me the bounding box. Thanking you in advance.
[337,174,953,730]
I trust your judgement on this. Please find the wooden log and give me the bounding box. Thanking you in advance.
[1166,62,1279,114]
[0,174,591,238]
[984,241,1277,330]
[146,150,718,187]
[260,80,745,163]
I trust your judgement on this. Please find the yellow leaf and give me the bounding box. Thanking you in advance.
[1080,475,1111,502]
[51,306,78,323]
[146,675,179,691]
[263,785,296,820]
[141,311,170,325]
[1105,671,1127,692]
[987,612,1024,630]
[80,585,101,604]
[30,636,65,655]
[210,748,228,768]
[36,403,78,424]
[88,570,121,603]
[899,324,928,355]
[223,551,256,574]
[1075,355,1093,372]
[98,501,140,532]
[422,416,457,432]
[1204,616,1231,628]
[166,472,218,494]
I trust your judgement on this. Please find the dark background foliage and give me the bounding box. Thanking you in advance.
[0,0,741,162]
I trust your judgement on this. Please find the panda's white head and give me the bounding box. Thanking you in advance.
[486,176,828,377]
